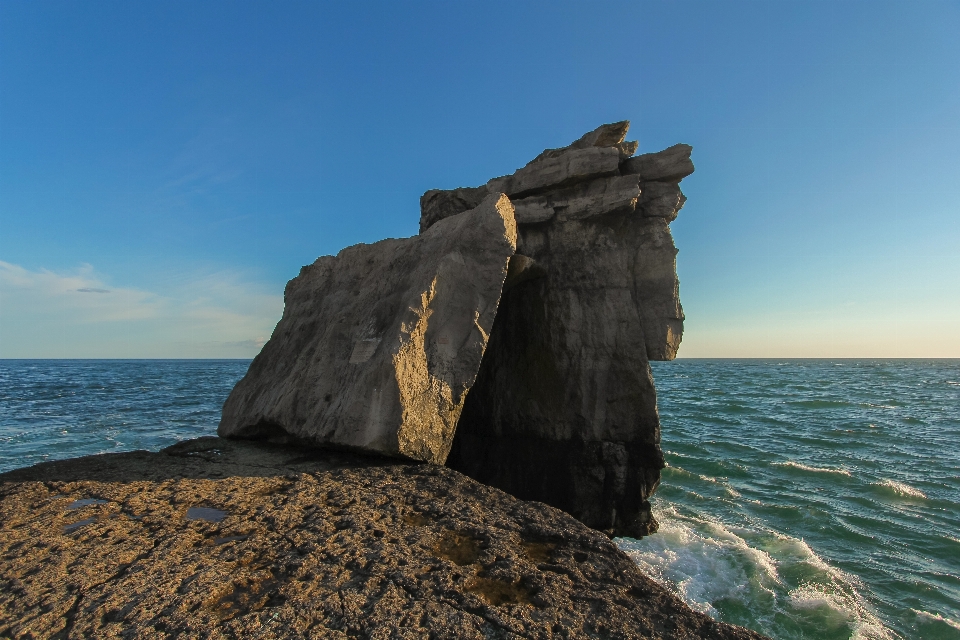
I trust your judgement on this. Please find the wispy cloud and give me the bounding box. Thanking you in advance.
[0,261,283,358]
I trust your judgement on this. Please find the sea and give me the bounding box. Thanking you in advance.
[1,359,958,640]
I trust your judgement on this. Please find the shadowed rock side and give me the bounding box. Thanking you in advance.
[423,122,694,537]
[218,194,517,464]
[0,438,768,639]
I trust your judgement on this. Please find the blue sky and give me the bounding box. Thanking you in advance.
[1,0,958,358]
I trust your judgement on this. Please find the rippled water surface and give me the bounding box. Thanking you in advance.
[0,360,249,471]
[1,359,958,639]
[619,359,960,640]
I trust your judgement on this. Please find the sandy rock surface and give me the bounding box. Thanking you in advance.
[0,437,766,639]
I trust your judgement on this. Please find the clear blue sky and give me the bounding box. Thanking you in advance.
[1,1,958,358]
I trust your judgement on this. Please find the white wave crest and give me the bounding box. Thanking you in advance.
[789,584,895,640]
[617,504,897,639]
[618,505,780,617]
[912,609,960,631]
[874,479,927,499]
[775,460,853,476]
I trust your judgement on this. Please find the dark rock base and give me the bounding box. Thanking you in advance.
[0,438,765,639]
[447,433,663,538]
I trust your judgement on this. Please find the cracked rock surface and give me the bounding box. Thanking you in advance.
[0,437,766,639]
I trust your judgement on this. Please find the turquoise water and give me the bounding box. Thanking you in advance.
[619,359,960,640]
[1,359,958,639]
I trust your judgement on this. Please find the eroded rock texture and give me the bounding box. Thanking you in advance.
[218,194,517,465]
[0,438,766,639]
[425,123,694,537]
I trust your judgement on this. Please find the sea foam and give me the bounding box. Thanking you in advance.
[618,504,897,640]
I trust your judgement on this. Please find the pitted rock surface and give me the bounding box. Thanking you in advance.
[0,438,766,639]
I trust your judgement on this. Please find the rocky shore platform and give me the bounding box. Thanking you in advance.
[0,437,766,639]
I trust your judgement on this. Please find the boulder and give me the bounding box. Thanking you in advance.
[621,143,695,182]
[218,194,517,465]
[423,122,692,537]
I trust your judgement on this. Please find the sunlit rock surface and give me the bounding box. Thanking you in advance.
[0,438,766,639]
[218,194,517,465]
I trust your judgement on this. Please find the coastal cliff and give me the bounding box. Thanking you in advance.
[0,438,766,639]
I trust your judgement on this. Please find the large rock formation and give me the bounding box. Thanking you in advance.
[219,194,517,465]
[425,123,694,537]
[218,121,693,539]
[0,438,766,639]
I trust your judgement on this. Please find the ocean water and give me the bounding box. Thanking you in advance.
[0,360,249,471]
[1,359,958,639]
[619,359,960,640]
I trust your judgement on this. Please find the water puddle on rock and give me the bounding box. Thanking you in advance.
[186,506,228,522]
[67,498,108,510]
[64,518,96,533]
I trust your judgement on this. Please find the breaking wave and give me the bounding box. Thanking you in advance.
[618,504,897,640]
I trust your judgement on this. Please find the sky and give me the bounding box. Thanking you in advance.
[1,0,958,358]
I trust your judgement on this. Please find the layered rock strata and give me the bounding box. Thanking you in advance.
[219,194,517,464]
[423,123,694,536]
[0,439,766,639]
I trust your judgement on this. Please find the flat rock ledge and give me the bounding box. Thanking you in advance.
[0,439,766,640]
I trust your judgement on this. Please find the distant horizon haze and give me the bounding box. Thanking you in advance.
[2,1,958,358]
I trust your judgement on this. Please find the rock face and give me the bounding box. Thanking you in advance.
[218,194,517,465]
[422,123,694,537]
[0,439,767,639]
[218,121,693,539]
